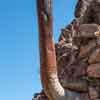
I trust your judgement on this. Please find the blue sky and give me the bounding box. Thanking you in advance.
[0,0,77,100]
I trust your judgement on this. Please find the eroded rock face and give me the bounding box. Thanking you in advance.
[33,0,100,99]
[33,24,100,100]
[56,24,100,100]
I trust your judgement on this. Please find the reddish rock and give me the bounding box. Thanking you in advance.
[34,0,100,99]
[88,48,100,64]
[79,40,96,58]
[87,63,100,78]
[78,24,100,38]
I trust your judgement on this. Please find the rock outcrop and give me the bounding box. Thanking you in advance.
[33,0,100,100]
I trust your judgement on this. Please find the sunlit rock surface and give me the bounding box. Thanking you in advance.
[33,0,100,99]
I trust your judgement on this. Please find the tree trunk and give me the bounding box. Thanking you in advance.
[37,0,83,100]
[37,0,66,100]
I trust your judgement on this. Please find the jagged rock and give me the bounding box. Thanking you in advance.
[75,24,100,38]
[33,0,100,99]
